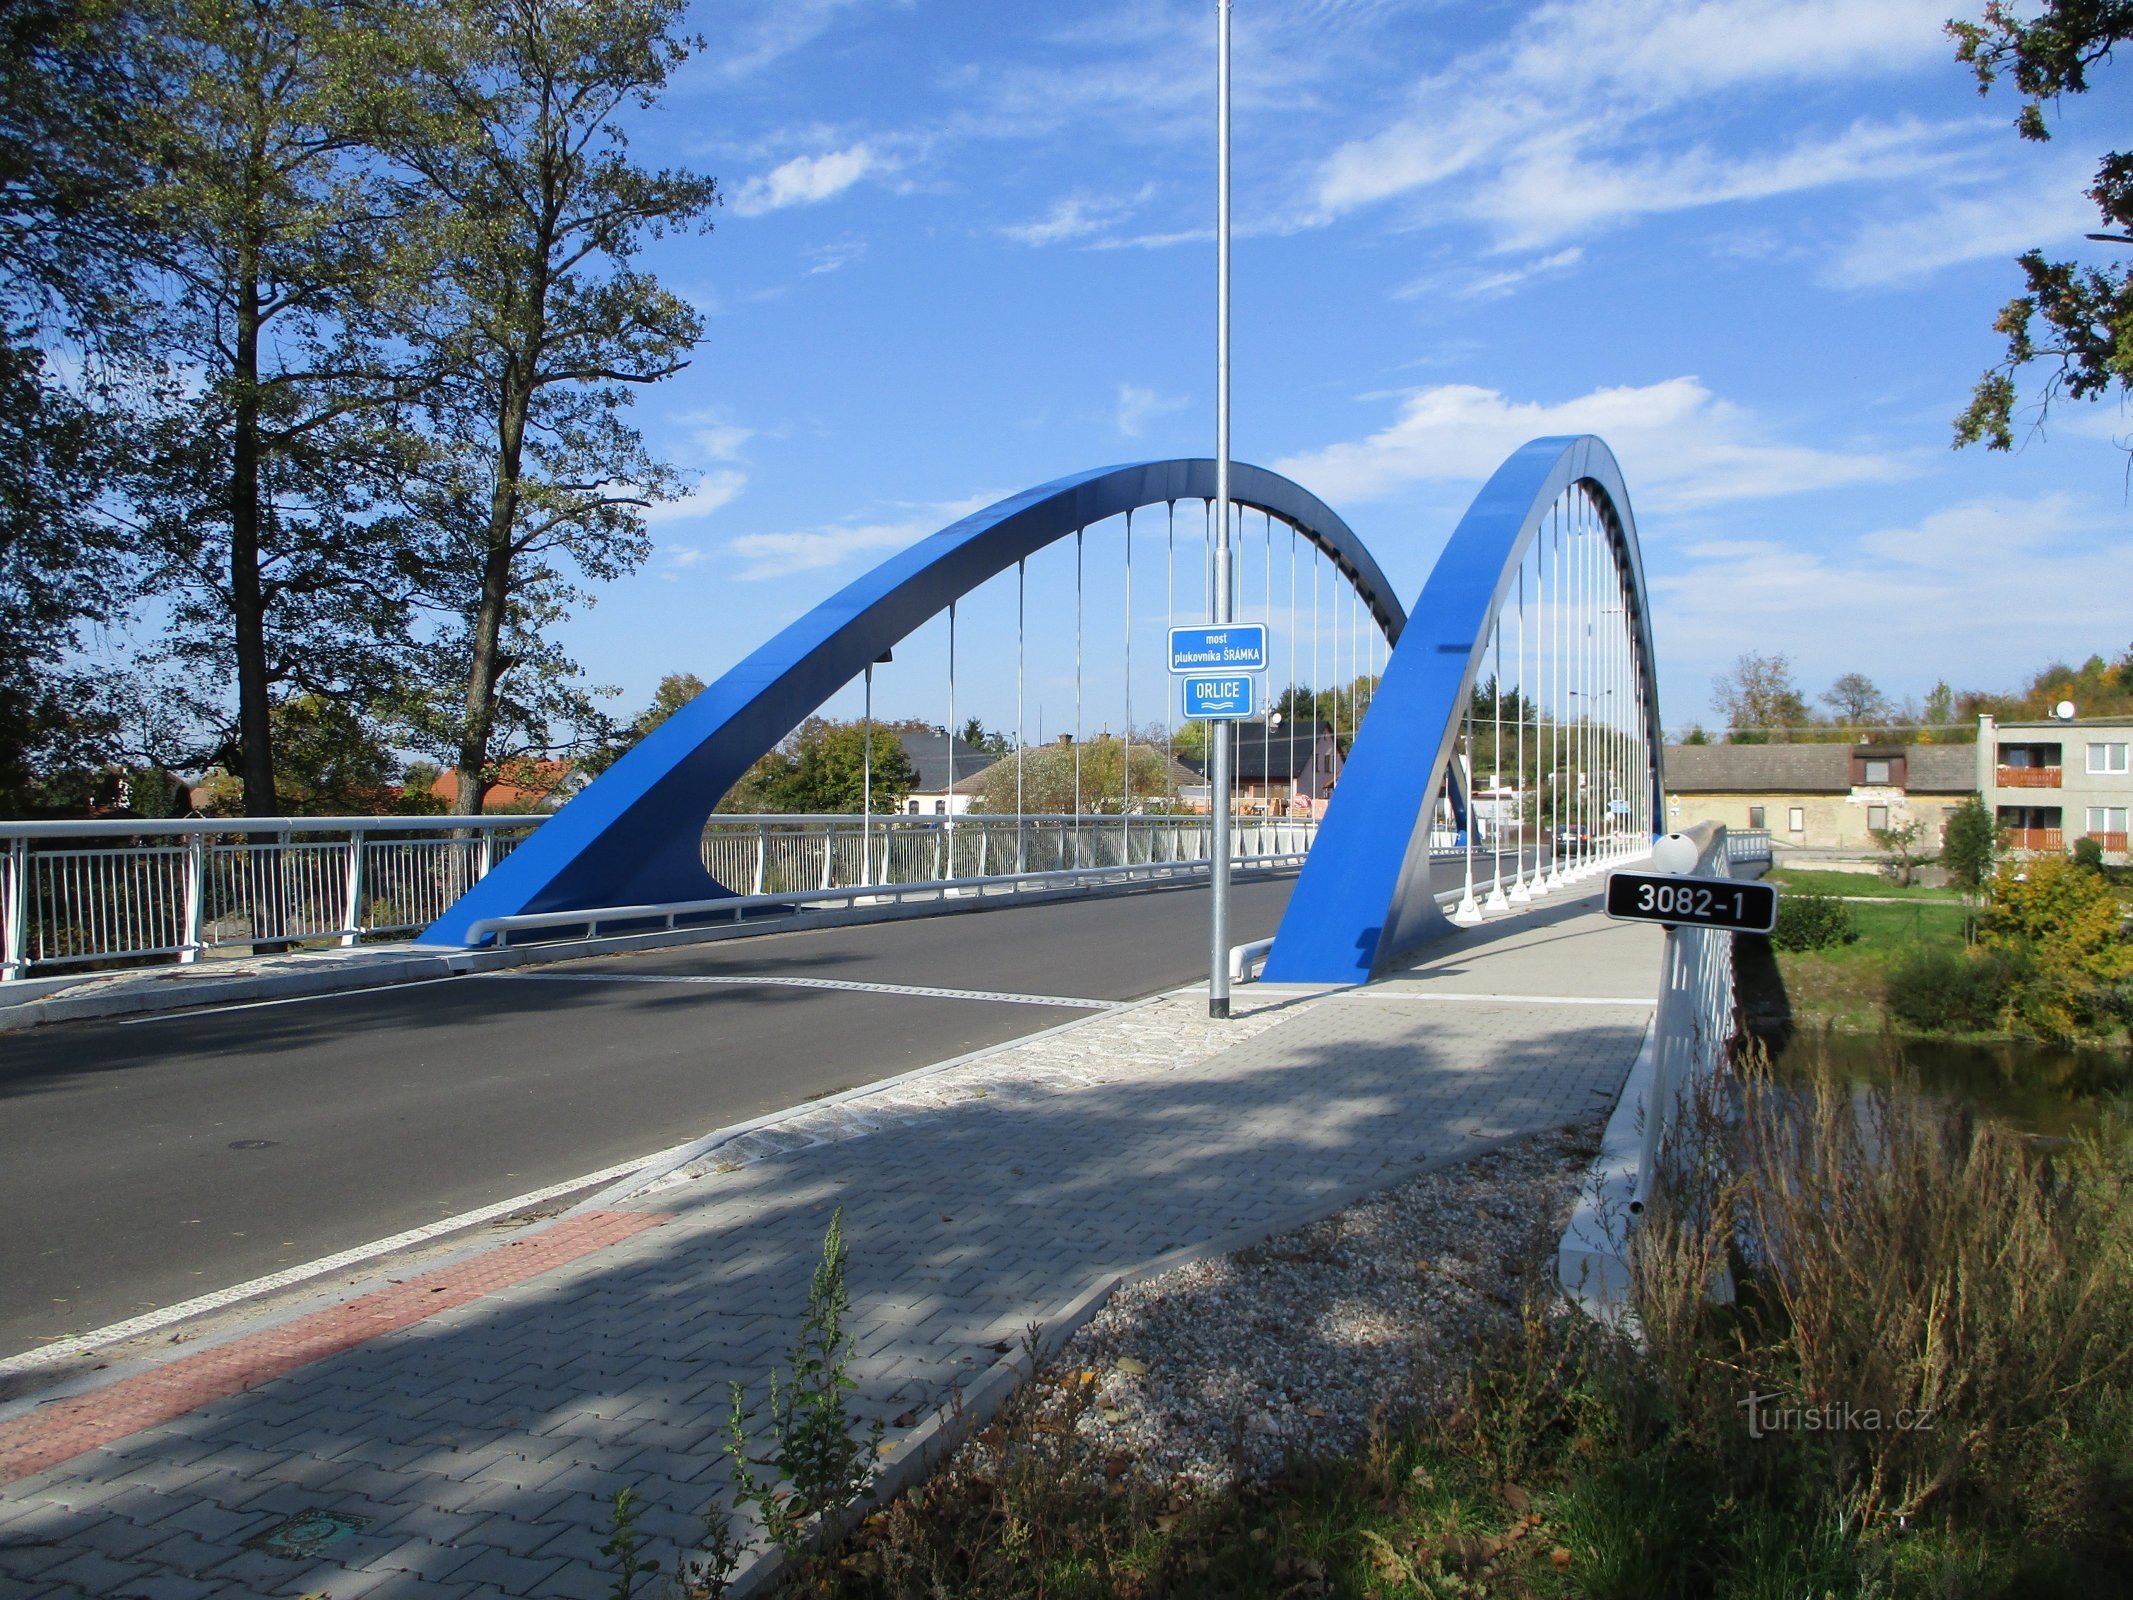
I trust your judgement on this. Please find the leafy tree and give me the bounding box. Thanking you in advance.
[1822,672,1891,727]
[266,693,401,814]
[1980,854,2133,1036]
[1871,816,1928,887]
[580,671,703,777]
[1950,2,2132,454]
[1712,652,1811,742]
[1919,679,1957,741]
[125,0,432,817]
[381,0,717,814]
[715,718,916,815]
[971,736,1180,815]
[1679,724,1712,745]
[1942,794,2000,900]
[957,716,1011,758]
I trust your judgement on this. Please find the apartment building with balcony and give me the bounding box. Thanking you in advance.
[1976,713,2133,859]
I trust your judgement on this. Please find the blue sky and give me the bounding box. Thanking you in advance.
[584,0,2131,740]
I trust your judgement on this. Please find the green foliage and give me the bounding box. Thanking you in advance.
[599,1485,661,1599]
[1870,815,1927,886]
[717,718,918,814]
[1712,651,1811,741]
[582,672,705,777]
[2074,833,2106,871]
[1770,891,1857,952]
[1885,945,2018,1032]
[1982,855,2133,1036]
[726,1208,882,1560]
[267,694,402,815]
[957,716,1011,758]
[970,735,1181,815]
[1941,794,1999,895]
[1949,1,2132,455]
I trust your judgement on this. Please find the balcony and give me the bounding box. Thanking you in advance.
[2005,827,2064,851]
[1997,764,2062,789]
[2090,831,2129,854]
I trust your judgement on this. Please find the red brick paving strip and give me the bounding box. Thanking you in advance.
[0,1208,666,1487]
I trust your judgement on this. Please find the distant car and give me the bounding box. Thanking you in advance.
[1554,823,1592,857]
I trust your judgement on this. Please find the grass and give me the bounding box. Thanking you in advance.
[751,1053,2133,1600]
[1766,867,1963,901]
[1775,899,1973,1033]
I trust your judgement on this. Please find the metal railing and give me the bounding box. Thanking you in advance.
[1,815,544,980]
[1,810,1319,979]
[1558,822,1740,1314]
[1725,828,1771,866]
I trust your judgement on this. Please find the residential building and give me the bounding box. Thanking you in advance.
[1662,742,1974,853]
[1976,713,2133,860]
[430,759,583,812]
[1182,719,1343,815]
[898,731,995,816]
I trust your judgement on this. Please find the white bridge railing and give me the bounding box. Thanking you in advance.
[0,811,1317,980]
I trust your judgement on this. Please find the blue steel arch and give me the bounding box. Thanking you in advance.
[1260,435,1664,986]
[425,458,1405,945]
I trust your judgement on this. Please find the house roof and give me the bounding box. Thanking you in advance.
[897,732,993,794]
[1662,742,1975,795]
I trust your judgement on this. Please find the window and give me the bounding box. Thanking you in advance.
[1788,807,1805,833]
[2087,742,2129,775]
[933,799,947,815]
[2087,807,2128,834]
[1868,805,1890,832]
[1747,805,1766,829]
[1862,759,1891,785]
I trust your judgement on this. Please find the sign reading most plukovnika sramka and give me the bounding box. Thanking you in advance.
[1604,871,1778,934]
[1168,623,1267,673]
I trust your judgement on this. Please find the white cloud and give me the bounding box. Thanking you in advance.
[1827,159,2103,286]
[731,145,881,216]
[1396,247,1585,303]
[641,469,747,525]
[1273,377,1911,511]
[1116,383,1189,438]
[805,237,869,274]
[1002,185,1155,247]
[727,520,928,580]
[686,419,754,461]
[1648,493,2133,701]
[1310,0,1966,249]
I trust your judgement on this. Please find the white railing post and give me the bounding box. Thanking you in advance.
[340,831,366,945]
[753,823,768,895]
[477,828,496,880]
[2,837,26,981]
[820,822,835,890]
[181,831,207,962]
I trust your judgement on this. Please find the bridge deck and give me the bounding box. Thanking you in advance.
[0,888,1659,1600]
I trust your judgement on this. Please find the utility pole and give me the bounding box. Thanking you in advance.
[1208,0,1234,1020]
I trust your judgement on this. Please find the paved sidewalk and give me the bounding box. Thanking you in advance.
[0,888,1654,1600]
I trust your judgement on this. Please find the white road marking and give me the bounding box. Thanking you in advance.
[117,974,470,1025]
[494,971,1116,1010]
[0,1141,700,1376]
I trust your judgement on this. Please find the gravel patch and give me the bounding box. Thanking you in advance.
[1049,1119,1602,1489]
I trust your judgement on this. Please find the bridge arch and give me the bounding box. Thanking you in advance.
[424,458,1404,945]
[1260,434,1664,986]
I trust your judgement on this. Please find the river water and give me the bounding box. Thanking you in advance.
[1771,1028,2131,1138]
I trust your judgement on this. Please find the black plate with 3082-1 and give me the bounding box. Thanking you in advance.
[1603,870,1779,934]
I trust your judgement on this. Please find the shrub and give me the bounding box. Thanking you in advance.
[2073,835,2105,872]
[1981,856,2133,1037]
[1884,946,2015,1032]
[1770,891,1856,952]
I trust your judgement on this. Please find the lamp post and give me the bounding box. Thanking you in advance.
[1207,0,1235,1020]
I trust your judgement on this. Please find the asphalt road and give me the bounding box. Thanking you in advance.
[0,878,1295,1360]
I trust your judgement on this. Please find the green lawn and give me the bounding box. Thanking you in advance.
[1775,897,1972,1032]
[1766,866,1963,901]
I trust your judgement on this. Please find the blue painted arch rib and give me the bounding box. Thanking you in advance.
[424,458,1405,945]
[1259,435,1664,986]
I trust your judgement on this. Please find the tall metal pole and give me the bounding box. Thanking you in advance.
[1208,0,1234,1019]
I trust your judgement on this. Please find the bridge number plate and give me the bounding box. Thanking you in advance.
[1604,871,1778,934]
[1181,675,1257,720]
[1169,624,1267,673]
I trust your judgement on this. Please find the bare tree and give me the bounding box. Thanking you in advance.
[1712,653,1811,743]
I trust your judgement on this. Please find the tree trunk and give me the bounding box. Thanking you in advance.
[230,247,277,819]
[450,373,534,817]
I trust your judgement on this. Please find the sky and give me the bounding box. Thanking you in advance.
[578,0,2132,742]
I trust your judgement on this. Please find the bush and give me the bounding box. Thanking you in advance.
[1885,946,2016,1032]
[1770,891,1856,952]
[1981,856,2133,1038]
[2073,835,2106,872]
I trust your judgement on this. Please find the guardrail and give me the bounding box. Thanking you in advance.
[1559,823,1740,1314]
[0,810,1317,979]
[1725,828,1771,867]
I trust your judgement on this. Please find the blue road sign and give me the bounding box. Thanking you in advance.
[1182,675,1257,720]
[1168,624,1267,674]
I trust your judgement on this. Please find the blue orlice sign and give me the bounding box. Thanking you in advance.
[1182,675,1257,720]
[1168,624,1267,674]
